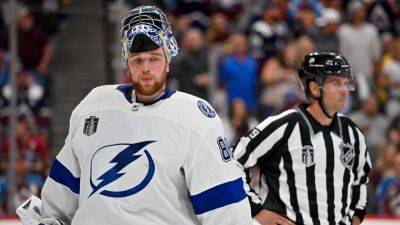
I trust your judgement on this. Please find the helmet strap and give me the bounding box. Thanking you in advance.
[311,78,333,119]
[317,91,333,119]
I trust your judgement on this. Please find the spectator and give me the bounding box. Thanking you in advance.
[248,2,289,60]
[368,143,398,213]
[287,0,323,18]
[376,151,400,216]
[379,33,395,71]
[258,42,303,119]
[0,7,53,84]
[0,116,50,164]
[382,38,400,98]
[204,13,231,110]
[367,0,397,35]
[385,111,400,148]
[0,7,5,35]
[350,95,388,164]
[376,33,394,112]
[0,46,9,88]
[225,98,258,144]
[206,13,230,44]
[312,8,341,52]
[320,0,343,11]
[170,0,212,30]
[21,0,73,38]
[234,0,265,33]
[370,144,397,188]
[25,157,47,189]
[293,6,318,38]
[0,155,42,216]
[338,0,381,111]
[170,28,211,100]
[219,33,258,110]
[338,0,381,81]
[210,0,243,21]
[293,35,315,68]
[169,15,191,44]
[376,71,390,114]
[0,70,49,126]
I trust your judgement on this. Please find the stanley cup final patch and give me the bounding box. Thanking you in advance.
[340,142,355,170]
[83,116,99,136]
[302,145,315,167]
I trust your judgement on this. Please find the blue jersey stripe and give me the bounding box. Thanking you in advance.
[190,177,246,215]
[49,159,80,194]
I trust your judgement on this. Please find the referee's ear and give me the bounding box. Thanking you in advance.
[309,81,321,98]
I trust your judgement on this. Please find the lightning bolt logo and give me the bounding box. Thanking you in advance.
[89,141,156,198]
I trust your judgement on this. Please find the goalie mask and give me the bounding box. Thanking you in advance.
[121,5,179,65]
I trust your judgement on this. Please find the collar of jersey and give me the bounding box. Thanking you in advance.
[116,83,176,105]
[298,103,341,135]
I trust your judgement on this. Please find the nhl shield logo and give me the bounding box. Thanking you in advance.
[302,145,315,167]
[340,142,355,170]
[83,116,99,136]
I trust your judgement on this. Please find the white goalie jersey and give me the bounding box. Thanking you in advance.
[41,84,252,225]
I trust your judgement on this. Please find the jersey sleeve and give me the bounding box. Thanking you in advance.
[183,117,252,225]
[233,112,292,216]
[350,128,372,222]
[41,105,81,224]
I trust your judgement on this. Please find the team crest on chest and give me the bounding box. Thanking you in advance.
[301,145,315,167]
[340,142,355,170]
[83,116,99,136]
[89,141,156,198]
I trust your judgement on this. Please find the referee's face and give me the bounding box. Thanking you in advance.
[127,47,169,96]
[322,76,350,113]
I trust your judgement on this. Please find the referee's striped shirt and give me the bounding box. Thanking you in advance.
[234,103,372,225]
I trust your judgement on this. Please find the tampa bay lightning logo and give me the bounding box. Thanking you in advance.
[197,100,216,118]
[89,141,156,198]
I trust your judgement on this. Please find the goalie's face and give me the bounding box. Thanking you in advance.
[127,47,169,97]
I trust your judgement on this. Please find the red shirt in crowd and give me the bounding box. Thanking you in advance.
[0,134,49,162]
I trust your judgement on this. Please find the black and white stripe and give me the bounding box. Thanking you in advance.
[234,104,372,225]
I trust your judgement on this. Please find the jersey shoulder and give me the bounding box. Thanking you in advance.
[337,113,365,135]
[71,85,119,117]
[166,91,222,130]
[256,109,298,131]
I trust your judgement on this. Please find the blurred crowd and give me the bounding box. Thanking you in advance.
[109,0,400,217]
[0,0,72,216]
[0,0,399,218]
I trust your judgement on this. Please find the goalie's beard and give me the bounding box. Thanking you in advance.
[128,65,168,97]
[133,73,166,96]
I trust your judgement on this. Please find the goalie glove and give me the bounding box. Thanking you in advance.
[16,196,43,225]
[16,196,62,225]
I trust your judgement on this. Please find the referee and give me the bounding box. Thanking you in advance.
[234,52,371,225]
